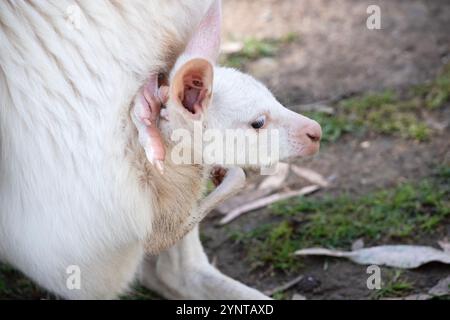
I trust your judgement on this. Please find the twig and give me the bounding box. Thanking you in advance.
[264,275,304,296]
[219,185,320,225]
[217,163,289,214]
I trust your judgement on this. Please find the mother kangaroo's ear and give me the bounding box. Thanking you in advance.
[168,0,221,118]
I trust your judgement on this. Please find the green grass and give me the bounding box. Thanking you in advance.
[272,291,289,300]
[372,270,414,299]
[0,264,161,300]
[308,90,430,142]
[222,49,449,144]
[119,284,161,300]
[341,90,397,110]
[341,91,431,141]
[303,111,356,143]
[231,222,301,271]
[0,264,47,299]
[204,179,215,195]
[305,63,450,143]
[1,167,449,297]
[424,63,450,109]
[221,33,298,69]
[233,168,450,271]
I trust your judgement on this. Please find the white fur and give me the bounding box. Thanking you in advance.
[0,0,217,299]
[0,0,318,299]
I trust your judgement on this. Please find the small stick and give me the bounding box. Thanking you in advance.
[219,185,320,225]
[264,275,304,296]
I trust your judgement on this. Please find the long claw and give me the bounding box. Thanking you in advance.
[144,147,155,165]
[155,160,164,175]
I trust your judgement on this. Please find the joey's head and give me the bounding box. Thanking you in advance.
[162,0,321,168]
[209,67,322,162]
[164,61,322,168]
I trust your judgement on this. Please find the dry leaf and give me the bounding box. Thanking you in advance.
[292,293,307,300]
[428,276,450,297]
[384,294,432,300]
[385,275,450,300]
[220,185,320,225]
[360,141,371,149]
[221,41,244,54]
[351,238,365,251]
[294,245,450,269]
[291,165,329,187]
[438,238,450,253]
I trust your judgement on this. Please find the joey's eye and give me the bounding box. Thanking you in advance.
[251,115,266,129]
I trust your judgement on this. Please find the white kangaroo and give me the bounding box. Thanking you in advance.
[0,0,321,299]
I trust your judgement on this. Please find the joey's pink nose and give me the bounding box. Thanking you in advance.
[288,113,323,157]
[304,121,322,143]
[293,119,322,156]
[299,120,322,142]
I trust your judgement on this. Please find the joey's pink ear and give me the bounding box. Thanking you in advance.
[184,0,222,62]
[171,58,213,117]
[169,1,220,117]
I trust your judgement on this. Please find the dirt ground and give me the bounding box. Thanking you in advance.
[200,0,450,300]
[222,0,450,103]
